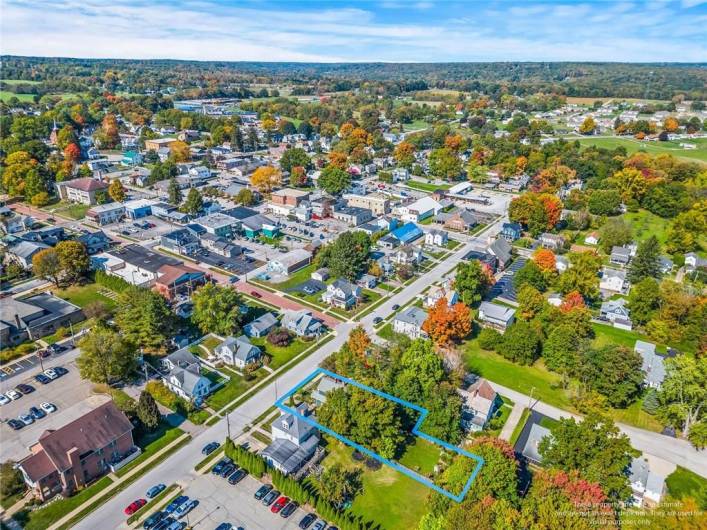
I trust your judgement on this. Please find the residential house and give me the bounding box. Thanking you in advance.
[4,240,50,270]
[262,404,319,475]
[121,150,143,166]
[391,168,409,182]
[658,256,674,274]
[194,213,239,238]
[463,250,498,272]
[500,222,522,242]
[488,238,513,270]
[312,376,345,406]
[460,378,500,432]
[200,233,241,257]
[92,244,181,287]
[584,232,600,246]
[610,246,632,266]
[333,206,373,226]
[322,279,362,309]
[56,178,109,205]
[635,341,666,389]
[393,307,428,339]
[600,267,629,295]
[152,263,208,301]
[311,268,330,282]
[214,335,262,368]
[684,252,707,272]
[599,298,633,330]
[392,245,422,266]
[357,274,377,289]
[0,213,35,235]
[86,203,126,225]
[267,249,312,276]
[20,226,65,246]
[425,229,448,247]
[0,294,84,346]
[18,401,136,501]
[160,228,201,256]
[520,423,552,465]
[161,348,211,402]
[539,233,565,250]
[555,255,570,273]
[243,312,278,338]
[395,196,443,222]
[443,209,478,232]
[425,284,459,308]
[629,457,666,507]
[478,301,516,333]
[76,231,111,255]
[281,309,323,338]
[240,213,279,239]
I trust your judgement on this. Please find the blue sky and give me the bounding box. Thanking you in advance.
[2,1,706,62]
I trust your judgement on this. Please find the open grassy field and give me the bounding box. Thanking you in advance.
[403,119,431,131]
[575,136,707,164]
[405,180,451,192]
[55,282,118,311]
[666,466,707,509]
[622,209,671,245]
[1,79,41,85]
[0,91,35,102]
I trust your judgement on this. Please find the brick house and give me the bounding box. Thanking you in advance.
[56,178,109,206]
[18,401,136,502]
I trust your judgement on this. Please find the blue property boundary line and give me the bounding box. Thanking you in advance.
[274,367,484,502]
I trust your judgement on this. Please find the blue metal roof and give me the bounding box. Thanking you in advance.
[391,222,423,243]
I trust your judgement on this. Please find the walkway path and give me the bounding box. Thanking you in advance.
[499,402,525,442]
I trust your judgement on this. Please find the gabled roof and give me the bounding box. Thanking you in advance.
[62,178,108,192]
[479,301,515,323]
[245,312,278,334]
[395,306,428,327]
[488,238,512,263]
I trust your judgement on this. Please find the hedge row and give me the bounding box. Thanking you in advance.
[95,270,131,293]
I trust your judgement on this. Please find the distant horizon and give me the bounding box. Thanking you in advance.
[2,1,706,63]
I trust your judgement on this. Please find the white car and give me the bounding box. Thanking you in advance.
[43,369,58,380]
[0,394,10,406]
[18,413,34,425]
[40,402,57,413]
[5,390,21,401]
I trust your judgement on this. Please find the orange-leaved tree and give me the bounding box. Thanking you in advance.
[533,248,556,272]
[422,299,472,347]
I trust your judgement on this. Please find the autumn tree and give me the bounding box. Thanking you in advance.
[32,248,62,286]
[290,166,308,187]
[346,326,371,359]
[327,151,348,170]
[393,141,415,168]
[98,113,120,148]
[516,284,545,320]
[508,192,562,236]
[169,140,190,162]
[2,151,38,196]
[532,248,556,272]
[609,167,648,203]
[250,165,282,192]
[422,299,472,346]
[56,240,90,285]
[662,116,679,132]
[557,252,602,300]
[108,179,126,202]
[559,290,585,313]
[578,116,597,135]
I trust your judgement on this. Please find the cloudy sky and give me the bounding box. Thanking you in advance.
[2,0,706,63]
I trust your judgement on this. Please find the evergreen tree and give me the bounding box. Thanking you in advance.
[183,187,203,215]
[167,177,182,205]
[232,126,244,152]
[628,235,661,283]
[137,390,161,430]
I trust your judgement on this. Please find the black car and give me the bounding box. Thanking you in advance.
[54,366,68,376]
[214,524,232,530]
[29,406,46,420]
[299,513,317,529]
[47,344,66,354]
[152,516,176,530]
[143,511,165,529]
[201,441,220,455]
[227,468,247,485]
[391,304,400,310]
[164,496,188,514]
[280,501,298,518]
[16,384,35,394]
[7,419,24,430]
[254,484,272,500]
[219,463,236,478]
[262,489,280,506]
[211,458,231,475]
[373,317,383,324]
[34,374,51,385]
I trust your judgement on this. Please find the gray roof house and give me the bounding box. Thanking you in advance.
[478,301,516,333]
[262,403,319,475]
[610,246,632,266]
[393,306,428,339]
[5,240,50,269]
[161,348,211,402]
[0,293,84,346]
[629,457,666,507]
[635,341,666,389]
[599,298,633,330]
[281,309,323,338]
[214,335,262,368]
[243,312,278,338]
[487,238,512,269]
[321,279,361,309]
[521,423,552,464]
[312,376,345,406]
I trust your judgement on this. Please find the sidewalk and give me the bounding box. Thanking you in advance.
[46,431,191,530]
[499,402,525,442]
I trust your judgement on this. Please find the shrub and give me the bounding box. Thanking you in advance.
[267,327,292,347]
[145,380,193,417]
[95,269,131,293]
[477,328,502,350]
[17,343,36,355]
[54,327,69,339]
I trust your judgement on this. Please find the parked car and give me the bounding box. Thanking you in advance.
[29,406,46,420]
[146,483,166,499]
[373,317,383,324]
[391,304,400,310]
[227,468,247,485]
[201,441,220,455]
[312,520,327,530]
[37,349,51,358]
[39,402,57,413]
[270,496,289,514]
[254,484,272,500]
[164,496,189,515]
[0,394,10,406]
[18,413,34,425]
[47,344,66,354]
[175,499,198,518]
[164,521,186,530]
[124,498,147,516]
[299,514,317,529]
[34,374,51,385]
[250,290,262,298]
[219,463,236,478]
[262,489,280,506]
[211,458,232,475]
[280,501,298,518]
[214,524,232,530]
[54,366,68,376]
[229,276,239,284]
[43,369,58,380]
[5,390,21,400]
[142,511,165,529]
[7,419,24,430]
[16,384,35,394]
[152,516,176,530]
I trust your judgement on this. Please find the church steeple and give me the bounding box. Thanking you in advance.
[49,119,59,145]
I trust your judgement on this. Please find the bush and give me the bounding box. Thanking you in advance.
[267,327,292,347]
[95,270,131,293]
[642,389,660,415]
[17,343,36,355]
[145,381,193,417]
[54,327,69,339]
[477,328,502,350]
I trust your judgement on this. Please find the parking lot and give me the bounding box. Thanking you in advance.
[0,356,102,462]
[154,471,322,530]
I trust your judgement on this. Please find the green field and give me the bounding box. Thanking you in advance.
[622,209,671,245]
[55,282,117,311]
[576,136,707,164]
[1,79,41,85]
[405,180,451,192]
[403,119,430,132]
[250,335,312,369]
[0,91,35,102]
[666,466,707,509]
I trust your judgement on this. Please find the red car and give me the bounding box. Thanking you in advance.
[124,498,147,516]
[270,496,289,514]
[250,290,262,298]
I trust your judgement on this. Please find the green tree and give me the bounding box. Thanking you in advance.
[235,188,255,206]
[658,355,706,443]
[500,321,540,365]
[538,413,633,501]
[512,260,546,292]
[77,326,138,384]
[2,151,38,197]
[318,165,351,195]
[454,260,492,305]
[428,147,462,180]
[167,177,182,205]
[137,390,161,431]
[182,187,203,215]
[557,252,602,300]
[628,236,661,283]
[581,345,643,408]
[628,278,661,325]
[315,231,371,281]
[115,287,173,352]
[516,284,545,320]
[543,324,582,382]
[315,463,362,507]
[32,248,61,286]
[394,339,445,403]
[56,240,90,285]
[599,218,632,254]
[0,461,26,502]
[587,189,622,216]
[191,283,243,336]
[642,388,660,415]
[231,126,244,152]
[280,147,311,173]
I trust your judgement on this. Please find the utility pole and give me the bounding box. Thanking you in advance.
[226,412,231,440]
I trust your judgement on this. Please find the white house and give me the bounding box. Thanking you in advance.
[161,349,211,402]
[460,378,499,432]
[478,302,515,333]
[391,245,422,266]
[262,403,320,475]
[600,267,629,295]
[425,229,448,247]
[214,335,262,368]
[425,284,459,308]
[629,457,666,507]
[393,307,428,339]
[584,232,600,246]
[321,279,361,309]
[281,309,323,338]
[395,197,443,223]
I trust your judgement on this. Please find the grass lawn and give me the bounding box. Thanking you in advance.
[622,209,673,246]
[483,395,514,437]
[666,466,707,509]
[206,368,268,410]
[251,431,272,445]
[55,282,117,310]
[446,239,462,250]
[378,282,398,292]
[263,263,316,291]
[575,136,707,164]
[403,119,430,132]
[1,490,26,510]
[405,180,450,192]
[318,439,430,530]
[1,79,42,85]
[200,335,223,353]
[16,476,113,530]
[116,423,185,478]
[398,437,441,476]
[509,408,531,447]
[51,202,91,220]
[592,323,668,353]
[250,336,311,369]
[0,91,36,102]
